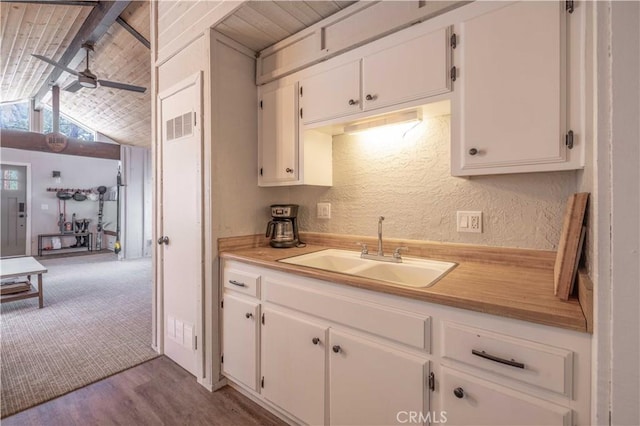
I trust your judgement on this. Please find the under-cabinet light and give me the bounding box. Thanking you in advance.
[343,110,422,135]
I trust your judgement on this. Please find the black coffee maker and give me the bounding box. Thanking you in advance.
[266,204,300,248]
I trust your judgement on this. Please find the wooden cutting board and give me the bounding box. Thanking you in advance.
[554,192,589,300]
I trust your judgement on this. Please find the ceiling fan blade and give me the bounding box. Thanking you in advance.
[98,79,147,93]
[31,54,79,76]
[63,80,84,92]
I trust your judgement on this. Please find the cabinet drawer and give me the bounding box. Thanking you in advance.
[442,322,573,397]
[264,279,430,351]
[441,367,572,426]
[223,268,261,298]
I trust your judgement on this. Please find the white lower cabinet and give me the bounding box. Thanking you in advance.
[220,260,590,426]
[441,367,572,426]
[261,308,327,425]
[329,329,430,426]
[221,293,260,391]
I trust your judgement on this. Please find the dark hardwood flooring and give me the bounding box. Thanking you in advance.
[3,356,286,426]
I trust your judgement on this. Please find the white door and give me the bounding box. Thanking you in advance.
[1,164,28,257]
[222,293,260,391]
[159,73,202,376]
[261,308,327,425]
[329,329,429,425]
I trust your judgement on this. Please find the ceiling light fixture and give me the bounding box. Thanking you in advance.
[343,110,422,135]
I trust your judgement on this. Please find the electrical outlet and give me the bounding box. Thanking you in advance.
[457,211,483,233]
[317,202,331,219]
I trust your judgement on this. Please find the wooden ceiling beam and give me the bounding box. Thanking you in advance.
[0,1,99,6]
[33,0,131,108]
[116,16,150,49]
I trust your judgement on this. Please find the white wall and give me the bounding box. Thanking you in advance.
[0,147,119,255]
[289,115,577,250]
[121,145,152,259]
[609,1,640,424]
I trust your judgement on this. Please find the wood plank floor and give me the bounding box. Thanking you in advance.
[3,356,286,426]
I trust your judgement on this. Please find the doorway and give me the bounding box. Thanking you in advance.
[1,163,30,257]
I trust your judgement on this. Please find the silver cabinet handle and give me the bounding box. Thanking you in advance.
[453,387,465,399]
[469,148,479,156]
[228,280,246,287]
[285,168,294,174]
[312,337,321,345]
[245,312,253,319]
[157,236,169,245]
[365,94,376,101]
[348,99,358,105]
[332,345,341,353]
[472,349,525,369]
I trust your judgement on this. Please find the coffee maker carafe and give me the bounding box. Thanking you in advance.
[266,204,300,248]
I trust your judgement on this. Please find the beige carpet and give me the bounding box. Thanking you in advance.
[0,253,158,418]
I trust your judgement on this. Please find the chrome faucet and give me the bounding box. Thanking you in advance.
[358,216,408,263]
[377,216,385,256]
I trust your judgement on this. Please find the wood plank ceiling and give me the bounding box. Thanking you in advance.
[1,1,356,147]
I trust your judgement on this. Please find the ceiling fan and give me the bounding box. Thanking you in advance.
[32,42,147,94]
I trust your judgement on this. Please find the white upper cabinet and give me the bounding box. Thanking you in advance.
[362,26,451,111]
[258,81,298,185]
[451,1,583,176]
[300,61,361,124]
[258,79,333,187]
[299,25,453,125]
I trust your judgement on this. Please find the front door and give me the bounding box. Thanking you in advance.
[158,73,202,376]
[1,164,28,257]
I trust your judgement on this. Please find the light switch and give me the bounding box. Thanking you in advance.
[167,316,176,338]
[457,211,483,233]
[175,320,184,343]
[184,323,194,350]
[317,202,331,219]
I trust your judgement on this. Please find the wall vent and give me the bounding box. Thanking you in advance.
[165,111,194,141]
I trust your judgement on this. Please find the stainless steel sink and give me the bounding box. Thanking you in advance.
[279,249,456,288]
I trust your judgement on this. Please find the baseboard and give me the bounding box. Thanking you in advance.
[226,380,300,426]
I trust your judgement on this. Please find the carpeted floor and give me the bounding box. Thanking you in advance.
[0,253,158,418]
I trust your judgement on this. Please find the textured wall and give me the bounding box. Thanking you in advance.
[289,115,578,250]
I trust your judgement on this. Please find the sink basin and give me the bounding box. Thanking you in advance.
[278,249,456,288]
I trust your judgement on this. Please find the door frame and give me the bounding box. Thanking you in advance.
[155,71,205,380]
[1,161,32,257]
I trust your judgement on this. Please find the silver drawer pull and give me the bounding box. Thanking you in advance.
[228,280,246,287]
[472,349,525,369]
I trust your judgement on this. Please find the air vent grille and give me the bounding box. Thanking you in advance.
[165,111,194,141]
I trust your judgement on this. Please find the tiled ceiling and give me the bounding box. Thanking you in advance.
[0,1,357,147]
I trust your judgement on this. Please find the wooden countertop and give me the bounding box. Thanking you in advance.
[220,242,588,333]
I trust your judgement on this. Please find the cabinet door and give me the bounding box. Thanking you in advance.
[222,294,260,391]
[441,367,572,425]
[300,60,361,124]
[329,330,429,425]
[261,308,327,425]
[362,26,451,111]
[258,82,298,185]
[452,1,569,175]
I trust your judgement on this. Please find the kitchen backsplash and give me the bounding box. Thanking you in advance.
[287,115,577,250]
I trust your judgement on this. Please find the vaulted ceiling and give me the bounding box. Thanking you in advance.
[1,1,151,147]
[0,1,356,147]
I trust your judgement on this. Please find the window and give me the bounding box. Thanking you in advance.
[0,101,29,131]
[43,106,95,141]
[2,170,20,191]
